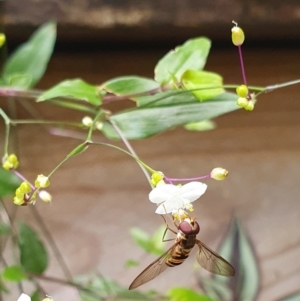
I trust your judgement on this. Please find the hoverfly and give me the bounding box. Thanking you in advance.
[129,216,235,290]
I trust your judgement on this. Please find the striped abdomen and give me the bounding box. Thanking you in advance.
[166,233,197,267]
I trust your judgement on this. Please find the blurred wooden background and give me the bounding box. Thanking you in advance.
[0,1,300,301]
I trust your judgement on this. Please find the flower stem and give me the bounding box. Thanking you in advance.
[165,174,211,182]
[108,119,151,183]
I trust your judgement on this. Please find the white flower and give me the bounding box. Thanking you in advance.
[149,181,207,215]
[17,294,31,301]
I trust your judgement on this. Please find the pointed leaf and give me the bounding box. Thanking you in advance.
[2,22,56,88]
[37,79,101,106]
[181,70,224,101]
[18,223,48,274]
[0,168,22,197]
[66,142,89,158]
[102,76,160,96]
[168,287,216,301]
[155,37,211,84]
[102,92,238,140]
[212,218,260,301]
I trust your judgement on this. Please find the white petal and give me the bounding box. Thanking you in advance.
[149,184,179,204]
[17,294,31,301]
[181,182,207,202]
[155,201,174,214]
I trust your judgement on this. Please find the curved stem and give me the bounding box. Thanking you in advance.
[108,119,151,184]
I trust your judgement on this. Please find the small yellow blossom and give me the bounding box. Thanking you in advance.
[2,153,19,170]
[150,171,165,187]
[35,174,50,188]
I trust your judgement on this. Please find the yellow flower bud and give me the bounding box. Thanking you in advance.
[15,187,24,199]
[35,174,50,188]
[2,161,12,170]
[39,190,52,203]
[151,171,164,186]
[0,33,6,47]
[211,168,228,180]
[14,196,24,206]
[236,97,248,108]
[2,153,19,170]
[244,100,255,111]
[19,182,32,194]
[236,85,248,98]
[231,24,245,46]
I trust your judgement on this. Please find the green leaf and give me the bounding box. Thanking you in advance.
[211,218,260,301]
[31,290,42,301]
[168,287,215,301]
[0,168,22,197]
[102,92,238,140]
[2,265,27,282]
[102,76,160,96]
[2,22,56,88]
[79,275,152,301]
[66,142,89,158]
[125,259,139,268]
[155,37,211,84]
[130,226,165,255]
[184,120,216,131]
[0,222,10,235]
[18,222,48,274]
[276,293,300,301]
[181,70,224,101]
[37,79,101,106]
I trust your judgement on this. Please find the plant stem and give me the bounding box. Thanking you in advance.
[108,119,151,184]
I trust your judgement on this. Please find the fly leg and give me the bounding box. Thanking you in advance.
[160,215,177,242]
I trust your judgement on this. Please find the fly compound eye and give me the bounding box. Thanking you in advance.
[193,221,200,234]
[179,221,193,234]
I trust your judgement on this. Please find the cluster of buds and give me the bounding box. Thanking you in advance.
[2,154,19,170]
[14,175,51,206]
[231,22,256,111]
[82,116,103,131]
[236,85,256,111]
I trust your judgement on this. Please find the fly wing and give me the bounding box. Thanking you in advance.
[196,240,235,276]
[129,242,179,290]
